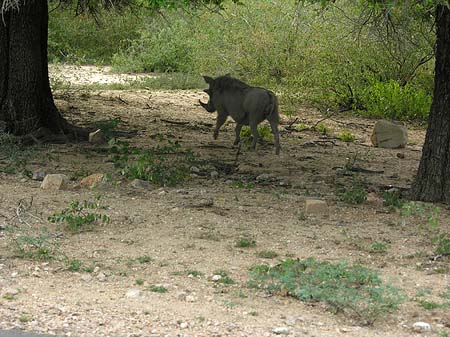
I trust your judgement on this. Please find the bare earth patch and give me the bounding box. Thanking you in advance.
[0,66,449,337]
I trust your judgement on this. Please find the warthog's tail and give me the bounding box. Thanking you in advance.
[265,91,279,122]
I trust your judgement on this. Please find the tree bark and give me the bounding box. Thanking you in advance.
[411,5,450,204]
[0,0,88,140]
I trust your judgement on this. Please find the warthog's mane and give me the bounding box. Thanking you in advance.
[213,76,250,92]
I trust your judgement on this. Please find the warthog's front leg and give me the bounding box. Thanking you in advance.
[214,113,228,140]
[250,122,259,150]
[234,123,243,145]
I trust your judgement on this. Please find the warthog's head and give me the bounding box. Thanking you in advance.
[199,76,216,113]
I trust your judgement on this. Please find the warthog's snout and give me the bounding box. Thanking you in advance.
[199,75,281,155]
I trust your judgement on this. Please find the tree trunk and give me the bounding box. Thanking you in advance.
[0,0,88,140]
[411,5,450,204]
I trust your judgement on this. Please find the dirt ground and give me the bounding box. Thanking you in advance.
[0,66,449,337]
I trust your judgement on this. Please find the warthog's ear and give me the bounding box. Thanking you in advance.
[203,76,214,85]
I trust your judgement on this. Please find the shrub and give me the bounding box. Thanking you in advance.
[249,258,404,324]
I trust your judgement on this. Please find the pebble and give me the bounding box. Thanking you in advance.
[81,274,92,282]
[126,288,141,299]
[211,275,222,282]
[272,326,290,335]
[190,166,200,174]
[210,171,219,179]
[186,295,196,302]
[413,322,431,333]
[180,322,189,329]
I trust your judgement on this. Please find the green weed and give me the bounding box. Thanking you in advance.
[48,196,110,232]
[212,270,235,285]
[339,131,356,143]
[338,185,367,204]
[368,241,389,254]
[249,258,404,324]
[236,238,256,248]
[137,255,153,264]
[149,285,168,293]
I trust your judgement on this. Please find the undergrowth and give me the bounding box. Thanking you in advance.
[249,258,404,325]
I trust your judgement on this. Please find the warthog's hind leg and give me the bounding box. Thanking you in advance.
[214,114,228,140]
[234,123,243,145]
[268,120,281,155]
[250,122,259,151]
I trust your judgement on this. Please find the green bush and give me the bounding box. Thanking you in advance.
[359,80,432,120]
[249,258,404,324]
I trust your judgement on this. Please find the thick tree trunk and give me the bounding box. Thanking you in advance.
[0,0,88,140]
[411,5,450,204]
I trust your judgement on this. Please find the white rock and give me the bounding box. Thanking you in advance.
[190,166,200,174]
[413,322,431,333]
[81,274,92,282]
[211,275,222,282]
[272,326,290,335]
[41,174,69,191]
[126,288,141,299]
[180,322,189,329]
[186,295,196,302]
[371,120,408,149]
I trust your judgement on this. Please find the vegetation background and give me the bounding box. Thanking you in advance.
[48,0,435,122]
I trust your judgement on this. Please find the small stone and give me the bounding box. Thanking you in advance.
[93,267,100,273]
[97,272,106,282]
[80,173,105,188]
[272,326,290,335]
[180,322,189,329]
[177,292,187,301]
[81,274,92,282]
[11,272,18,278]
[89,129,106,144]
[210,171,219,179]
[131,179,152,190]
[32,170,46,181]
[211,275,222,282]
[304,199,329,217]
[371,120,408,149]
[186,295,196,302]
[190,166,200,174]
[41,174,69,191]
[256,173,274,182]
[413,322,431,333]
[397,152,405,159]
[126,288,141,299]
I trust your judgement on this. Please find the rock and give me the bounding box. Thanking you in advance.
[97,272,106,282]
[40,174,69,191]
[179,322,189,329]
[211,275,222,282]
[305,199,329,217]
[126,288,141,299]
[32,170,46,181]
[177,291,187,301]
[131,179,152,190]
[190,166,200,174]
[186,295,196,302]
[81,274,92,282]
[89,129,106,144]
[272,326,290,335]
[371,120,408,149]
[80,173,105,188]
[256,173,274,182]
[210,171,219,179]
[413,322,431,333]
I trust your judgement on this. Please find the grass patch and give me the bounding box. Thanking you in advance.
[235,238,256,248]
[249,258,404,324]
[137,255,153,264]
[149,285,168,293]
[257,250,279,259]
[212,270,235,285]
[48,196,110,232]
[109,137,197,187]
[338,185,367,205]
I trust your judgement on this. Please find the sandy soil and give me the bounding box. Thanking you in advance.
[0,66,449,337]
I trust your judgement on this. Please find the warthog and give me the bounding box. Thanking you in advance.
[199,75,281,155]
